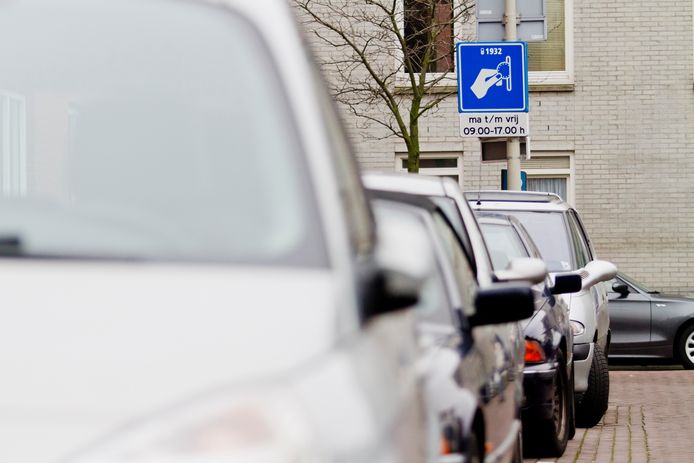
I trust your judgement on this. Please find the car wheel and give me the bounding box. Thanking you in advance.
[575,344,609,428]
[524,351,570,457]
[677,324,694,369]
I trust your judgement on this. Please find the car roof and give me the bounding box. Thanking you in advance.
[465,190,569,212]
[362,172,447,196]
[475,211,516,226]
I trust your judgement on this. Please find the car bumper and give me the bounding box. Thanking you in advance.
[521,362,558,423]
[573,342,594,393]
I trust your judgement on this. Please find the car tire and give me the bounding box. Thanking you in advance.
[677,324,694,369]
[575,344,609,428]
[523,351,570,457]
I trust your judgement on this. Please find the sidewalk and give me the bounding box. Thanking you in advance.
[524,368,694,463]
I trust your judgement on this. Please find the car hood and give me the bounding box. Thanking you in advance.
[0,259,340,463]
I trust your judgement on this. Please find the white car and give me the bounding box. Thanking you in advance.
[467,191,617,427]
[0,1,436,462]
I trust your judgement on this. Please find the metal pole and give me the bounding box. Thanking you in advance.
[504,0,522,190]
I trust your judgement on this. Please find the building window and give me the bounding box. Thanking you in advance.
[399,0,572,84]
[521,152,574,203]
[404,0,454,73]
[528,0,573,85]
[526,176,567,200]
[0,92,27,196]
[395,152,463,186]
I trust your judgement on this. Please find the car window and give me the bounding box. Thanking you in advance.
[500,210,574,272]
[372,200,452,325]
[317,75,374,256]
[570,210,595,260]
[432,211,477,316]
[479,222,530,271]
[616,273,657,293]
[566,212,590,269]
[429,196,477,276]
[0,0,327,267]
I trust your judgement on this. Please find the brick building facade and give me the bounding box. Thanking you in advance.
[298,0,694,295]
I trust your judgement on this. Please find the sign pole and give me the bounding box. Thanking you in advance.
[504,0,522,190]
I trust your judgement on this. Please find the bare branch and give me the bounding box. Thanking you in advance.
[294,0,475,171]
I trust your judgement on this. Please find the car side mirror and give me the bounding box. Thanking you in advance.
[580,260,618,290]
[612,281,629,298]
[362,210,433,320]
[550,273,583,295]
[469,284,535,327]
[494,257,547,285]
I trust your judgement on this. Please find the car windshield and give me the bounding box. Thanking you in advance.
[498,211,573,272]
[0,0,326,266]
[619,272,658,293]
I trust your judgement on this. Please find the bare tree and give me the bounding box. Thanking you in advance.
[294,0,473,172]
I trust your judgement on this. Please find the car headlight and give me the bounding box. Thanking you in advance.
[570,320,585,336]
[69,389,319,463]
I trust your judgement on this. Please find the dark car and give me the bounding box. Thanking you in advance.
[475,212,582,457]
[608,272,694,369]
[367,185,546,463]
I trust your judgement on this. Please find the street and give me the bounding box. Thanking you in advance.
[525,367,693,463]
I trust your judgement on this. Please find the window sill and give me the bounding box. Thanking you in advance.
[529,83,575,92]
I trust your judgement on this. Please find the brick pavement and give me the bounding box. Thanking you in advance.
[524,369,694,463]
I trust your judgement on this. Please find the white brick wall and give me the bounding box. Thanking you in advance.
[297,0,694,295]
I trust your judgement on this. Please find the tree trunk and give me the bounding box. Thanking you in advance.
[407,99,421,173]
[406,134,420,173]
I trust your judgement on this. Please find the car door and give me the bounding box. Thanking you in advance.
[430,211,520,463]
[607,277,652,354]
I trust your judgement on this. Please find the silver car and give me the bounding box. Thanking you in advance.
[0,1,437,462]
[467,191,616,428]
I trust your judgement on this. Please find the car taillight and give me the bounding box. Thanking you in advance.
[525,339,546,364]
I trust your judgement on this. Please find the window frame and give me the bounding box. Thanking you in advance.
[522,150,575,205]
[527,0,574,87]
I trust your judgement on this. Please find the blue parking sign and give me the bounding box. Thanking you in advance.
[456,42,528,113]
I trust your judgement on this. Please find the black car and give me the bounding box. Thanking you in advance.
[475,212,582,457]
[369,191,542,463]
[608,272,694,369]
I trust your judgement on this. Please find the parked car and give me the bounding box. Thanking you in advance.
[0,1,438,462]
[467,191,617,428]
[608,272,694,369]
[364,173,541,463]
[370,195,540,463]
[475,212,582,457]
